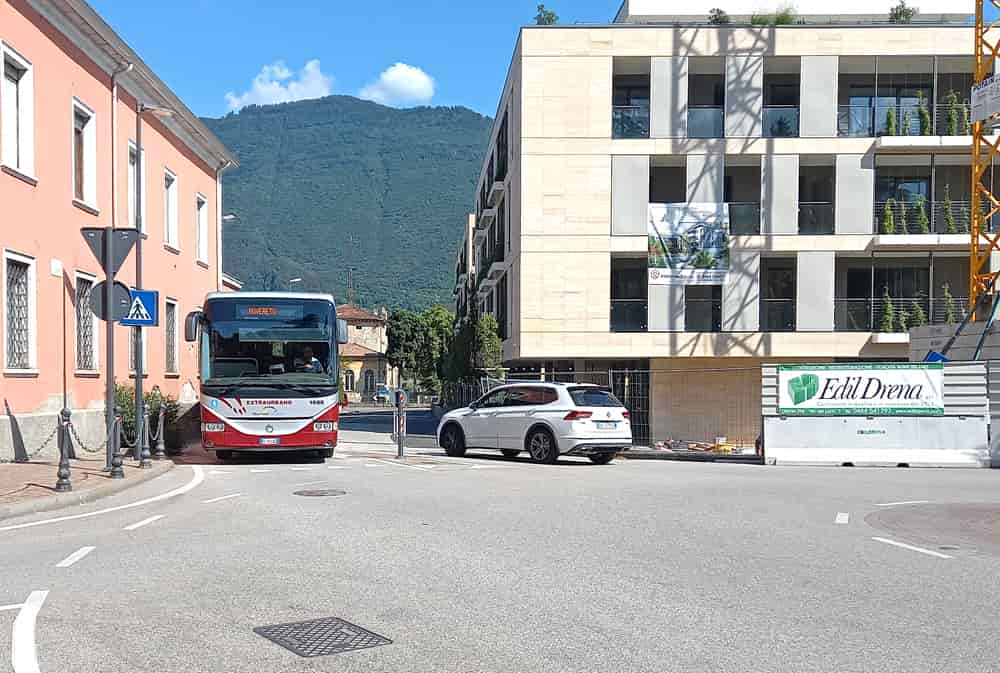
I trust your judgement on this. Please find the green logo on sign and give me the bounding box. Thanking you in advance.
[788,374,819,405]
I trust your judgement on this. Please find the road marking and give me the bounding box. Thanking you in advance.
[370,458,433,471]
[208,469,232,475]
[834,512,850,525]
[871,536,953,559]
[123,515,164,531]
[290,467,312,471]
[0,604,23,612]
[55,546,96,568]
[249,469,272,473]
[11,590,47,673]
[0,466,203,534]
[327,465,348,470]
[293,480,327,487]
[202,493,241,504]
[875,500,930,507]
[364,463,382,467]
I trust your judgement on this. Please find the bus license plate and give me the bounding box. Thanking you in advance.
[259,437,280,446]
[595,421,617,430]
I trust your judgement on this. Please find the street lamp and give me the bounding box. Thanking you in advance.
[134,101,174,468]
[221,213,240,223]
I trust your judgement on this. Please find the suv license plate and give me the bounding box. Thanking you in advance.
[595,421,617,430]
[259,437,280,446]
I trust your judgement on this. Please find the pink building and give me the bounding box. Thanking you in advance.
[0,0,237,457]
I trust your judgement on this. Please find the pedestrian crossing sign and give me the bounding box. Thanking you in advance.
[120,289,159,327]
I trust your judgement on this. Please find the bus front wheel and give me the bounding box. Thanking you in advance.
[216,450,233,461]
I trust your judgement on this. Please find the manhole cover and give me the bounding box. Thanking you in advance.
[293,489,346,497]
[254,616,391,657]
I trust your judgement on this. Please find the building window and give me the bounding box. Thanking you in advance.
[164,169,179,248]
[1,45,34,175]
[363,369,376,395]
[72,100,96,205]
[497,274,508,340]
[344,369,355,392]
[165,299,178,373]
[196,195,208,263]
[75,273,98,370]
[128,144,146,231]
[3,251,35,370]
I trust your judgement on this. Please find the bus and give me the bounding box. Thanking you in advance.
[184,292,349,460]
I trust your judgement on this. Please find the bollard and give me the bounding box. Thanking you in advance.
[139,403,152,469]
[55,409,72,492]
[110,409,125,480]
[152,404,166,460]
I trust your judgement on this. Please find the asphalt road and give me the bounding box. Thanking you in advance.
[340,407,440,448]
[2,439,1000,673]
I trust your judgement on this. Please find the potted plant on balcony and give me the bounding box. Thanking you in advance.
[885,105,898,136]
[944,90,960,136]
[882,198,896,234]
[914,195,930,234]
[942,283,956,325]
[942,184,957,234]
[880,288,895,333]
[897,307,910,333]
[917,91,931,136]
[898,200,908,234]
[909,296,928,328]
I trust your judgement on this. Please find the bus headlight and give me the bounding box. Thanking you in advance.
[202,422,225,433]
[313,422,335,432]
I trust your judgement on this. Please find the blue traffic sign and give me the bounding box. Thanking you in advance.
[120,289,159,327]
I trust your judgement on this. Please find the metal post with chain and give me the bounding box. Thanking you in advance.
[139,403,152,468]
[110,407,125,479]
[151,404,166,460]
[55,409,72,492]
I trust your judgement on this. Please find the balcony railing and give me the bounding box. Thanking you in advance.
[688,106,724,138]
[798,202,835,235]
[874,200,986,235]
[760,299,796,332]
[834,296,968,332]
[685,299,722,332]
[838,102,971,137]
[613,105,650,139]
[934,103,972,136]
[728,202,761,235]
[610,300,647,332]
[763,106,799,138]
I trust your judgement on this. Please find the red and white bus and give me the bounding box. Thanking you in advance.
[185,292,348,460]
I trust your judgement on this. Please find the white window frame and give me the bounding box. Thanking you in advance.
[74,271,100,372]
[164,297,179,374]
[2,249,37,372]
[344,369,355,392]
[127,142,147,232]
[163,168,179,249]
[195,193,208,263]
[1,42,35,178]
[71,98,97,208]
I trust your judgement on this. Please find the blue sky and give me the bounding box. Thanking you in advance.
[89,0,617,120]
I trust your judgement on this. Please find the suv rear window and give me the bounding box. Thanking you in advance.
[568,387,623,407]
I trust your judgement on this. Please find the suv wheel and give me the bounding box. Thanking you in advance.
[589,452,616,465]
[501,449,521,459]
[526,428,558,464]
[441,424,467,457]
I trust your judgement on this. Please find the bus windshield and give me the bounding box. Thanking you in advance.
[201,298,337,389]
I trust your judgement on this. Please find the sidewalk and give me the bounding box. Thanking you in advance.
[0,455,174,521]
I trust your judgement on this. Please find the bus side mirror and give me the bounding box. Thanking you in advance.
[184,311,203,342]
[337,318,349,344]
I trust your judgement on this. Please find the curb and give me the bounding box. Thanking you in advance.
[623,451,764,464]
[0,459,175,523]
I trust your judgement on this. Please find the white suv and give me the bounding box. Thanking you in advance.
[437,383,632,464]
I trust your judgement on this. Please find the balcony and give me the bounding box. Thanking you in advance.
[687,106,724,139]
[760,299,796,332]
[837,102,972,138]
[763,106,799,138]
[487,180,506,207]
[488,243,505,280]
[834,296,968,332]
[610,300,647,332]
[685,298,722,333]
[478,207,496,229]
[934,103,972,136]
[613,105,650,139]
[874,200,983,235]
[728,202,761,235]
[795,202,835,235]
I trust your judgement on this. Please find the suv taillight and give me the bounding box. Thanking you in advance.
[564,410,593,421]
[622,411,630,420]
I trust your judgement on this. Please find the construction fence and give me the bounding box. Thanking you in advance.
[441,366,762,454]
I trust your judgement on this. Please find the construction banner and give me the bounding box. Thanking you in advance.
[647,203,730,285]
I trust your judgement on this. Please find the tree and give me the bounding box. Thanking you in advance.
[943,183,957,234]
[914,195,930,234]
[420,305,456,393]
[474,314,503,375]
[889,1,916,23]
[708,8,730,24]
[882,198,896,234]
[535,4,558,25]
[901,109,912,136]
[898,200,908,234]
[387,309,425,385]
[773,3,797,24]
[880,288,895,333]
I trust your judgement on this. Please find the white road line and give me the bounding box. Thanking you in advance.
[0,604,23,612]
[875,500,930,507]
[364,463,382,467]
[0,466,203,534]
[123,515,164,531]
[834,512,850,525]
[11,590,47,673]
[207,469,232,475]
[202,493,242,504]
[871,536,953,559]
[370,458,433,471]
[290,467,312,471]
[249,469,272,473]
[327,465,348,470]
[55,546,96,568]
[293,480,327,487]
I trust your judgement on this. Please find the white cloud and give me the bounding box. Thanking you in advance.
[225,59,333,111]
[359,63,435,107]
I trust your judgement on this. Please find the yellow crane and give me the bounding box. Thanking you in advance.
[971,0,1000,312]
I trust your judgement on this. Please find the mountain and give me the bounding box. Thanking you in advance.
[203,96,492,309]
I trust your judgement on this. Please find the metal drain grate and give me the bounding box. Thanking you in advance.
[254,616,392,657]
[293,489,346,497]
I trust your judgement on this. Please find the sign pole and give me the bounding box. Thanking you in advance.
[104,218,116,473]
[135,103,149,469]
